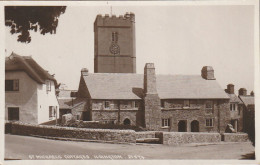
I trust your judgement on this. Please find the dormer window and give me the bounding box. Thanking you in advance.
[46,81,51,92]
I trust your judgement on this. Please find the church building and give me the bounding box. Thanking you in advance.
[73,12,232,133]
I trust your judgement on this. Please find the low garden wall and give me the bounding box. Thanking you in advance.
[157,132,221,145]
[136,131,157,139]
[6,122,136,144]
[222,133,248,142]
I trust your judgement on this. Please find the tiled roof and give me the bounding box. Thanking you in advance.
[83,73,229,100]
[5,53,56,84]
[239,95,254,107]
[227,94,243,103]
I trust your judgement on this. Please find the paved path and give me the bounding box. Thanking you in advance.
[5,134,255,160]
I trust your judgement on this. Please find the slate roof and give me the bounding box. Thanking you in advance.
[58,98,85,109]
[57,90,77,98]
[227,94,242,103]
[5,53,56,84]
[83,73,229,100]
[58,99,73,109]
[239,96,255,107]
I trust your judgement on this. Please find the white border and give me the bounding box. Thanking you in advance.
[0,1,259,165]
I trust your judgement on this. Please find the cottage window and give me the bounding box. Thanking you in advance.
[205,100,213,109]
[8,107,19,121]
[104,101,110,109]
[133,101,139,108]
[5,80,19,91]
[184,100,190,107]
[46,81,51,92]
[76,115,80,120]
[49,106,56,119]
[162,119,170,127]
[230,103,236,111]
[206,118,214,127]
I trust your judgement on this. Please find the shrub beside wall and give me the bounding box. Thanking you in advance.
[222,133,248,142]
[8,122,136,144]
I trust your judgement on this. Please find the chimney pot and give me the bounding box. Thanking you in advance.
[226,84,234,94]
[201,66,215,80]
[81,68,89,76]
[238,88,247,96]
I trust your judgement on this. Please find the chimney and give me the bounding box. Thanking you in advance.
[81,68,89,76]
[143,63,161,131]
[250,91,254,96]
[201,66,215,80]
[226,84,234,94]
[238,88,247,96]
[144,63,157,94]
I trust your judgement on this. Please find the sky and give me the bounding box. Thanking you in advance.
[5,4,255,94]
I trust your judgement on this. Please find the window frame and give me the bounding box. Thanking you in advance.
[104,101,110,109]
[46,80,51,92]
[8,107,19,121]
[5,79,19,91]
[206,118,214,127]
[162,118,170,128]
[133,101,139,108]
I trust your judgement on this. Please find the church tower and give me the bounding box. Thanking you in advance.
[94,12,136,73]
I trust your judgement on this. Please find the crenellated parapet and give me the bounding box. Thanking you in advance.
[94,12,135,27]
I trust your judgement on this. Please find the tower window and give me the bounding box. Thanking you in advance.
[112,32,118,42]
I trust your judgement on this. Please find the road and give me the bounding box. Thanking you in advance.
[5,134,255,160]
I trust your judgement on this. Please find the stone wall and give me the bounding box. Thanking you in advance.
[136,131,156,139]
[222,133,248,142]
[7,122,136,144]
[158,132,221,145]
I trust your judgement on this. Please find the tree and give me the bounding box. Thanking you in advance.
[5,6,66,43]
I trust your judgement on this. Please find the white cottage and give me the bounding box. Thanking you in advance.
[5,53,59,124]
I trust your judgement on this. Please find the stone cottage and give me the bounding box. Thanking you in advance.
[5,53,59,124]
[224,84,243,132]
[74,64,231,133]
[238,88,255,134]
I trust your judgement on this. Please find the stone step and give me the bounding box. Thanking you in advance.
[136,138,160,144]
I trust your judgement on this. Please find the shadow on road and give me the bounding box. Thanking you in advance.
[240,152,255,160]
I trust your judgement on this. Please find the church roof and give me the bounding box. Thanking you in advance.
[82,73,229,100]
[5,53,56,84]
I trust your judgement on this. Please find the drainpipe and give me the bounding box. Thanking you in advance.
[118,100,121,124]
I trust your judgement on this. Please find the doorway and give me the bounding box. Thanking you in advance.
[191,120,199,132]
[178,120,187,132]
[123,118,131,125]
